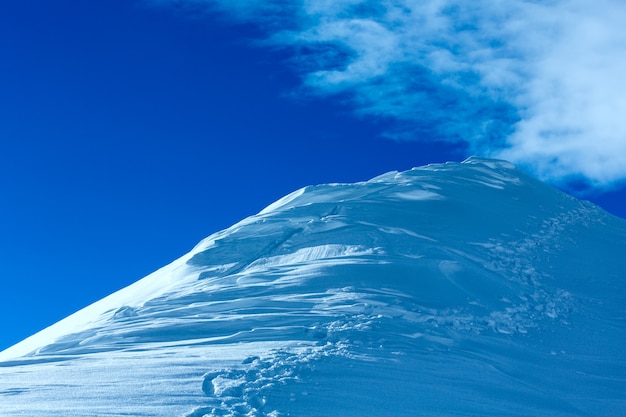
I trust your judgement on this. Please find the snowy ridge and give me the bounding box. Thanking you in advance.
[1,158,625,416]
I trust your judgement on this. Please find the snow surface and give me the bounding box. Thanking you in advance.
[1,157,625,416]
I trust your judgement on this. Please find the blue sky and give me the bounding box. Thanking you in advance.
[1,0,625,352]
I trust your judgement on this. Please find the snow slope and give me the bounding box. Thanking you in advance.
[1,157,625,416]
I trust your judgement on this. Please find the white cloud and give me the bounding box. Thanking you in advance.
[496,0,626,187]
[155,0,626,188]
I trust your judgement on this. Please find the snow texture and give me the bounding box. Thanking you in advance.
[1,157,625,416]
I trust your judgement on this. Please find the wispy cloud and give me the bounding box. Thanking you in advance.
[153,0,626,189]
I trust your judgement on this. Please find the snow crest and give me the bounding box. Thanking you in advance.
[1,158,625,417]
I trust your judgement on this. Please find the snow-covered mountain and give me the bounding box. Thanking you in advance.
[1,157,624,417]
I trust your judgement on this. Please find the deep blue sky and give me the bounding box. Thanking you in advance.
[1,1,624,352]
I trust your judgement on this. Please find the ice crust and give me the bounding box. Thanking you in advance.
[1,157,625,416]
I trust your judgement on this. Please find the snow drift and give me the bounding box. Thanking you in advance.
[1,157,624,416]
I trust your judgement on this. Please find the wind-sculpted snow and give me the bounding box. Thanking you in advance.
[1,157,625,416]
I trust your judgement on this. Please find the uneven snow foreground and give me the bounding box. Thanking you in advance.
[1,157,625,416]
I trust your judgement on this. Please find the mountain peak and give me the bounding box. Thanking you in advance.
[1,159,625,417]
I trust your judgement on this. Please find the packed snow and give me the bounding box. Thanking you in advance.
[1,157,624,416]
